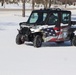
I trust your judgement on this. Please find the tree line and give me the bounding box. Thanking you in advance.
[0,0,76,17]
[0,0,76,6]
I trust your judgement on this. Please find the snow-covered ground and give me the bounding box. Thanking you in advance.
[0,8,76,75]
[0,3,31,9]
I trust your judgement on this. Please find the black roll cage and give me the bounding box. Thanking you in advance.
[26,9,71,27]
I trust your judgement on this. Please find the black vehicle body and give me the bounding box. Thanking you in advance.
[16,8,76,47]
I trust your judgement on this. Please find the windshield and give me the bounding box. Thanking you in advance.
[27,11,47,24]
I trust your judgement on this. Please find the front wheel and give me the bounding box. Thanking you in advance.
[16,34,24,45]
[72,36,76,46]
[33,35,42,48]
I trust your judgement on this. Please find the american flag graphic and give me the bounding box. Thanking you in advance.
[42,27,64,42]
[42,26,68,42]
[42,27,60,37]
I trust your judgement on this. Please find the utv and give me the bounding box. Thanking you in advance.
[16,8,76,47]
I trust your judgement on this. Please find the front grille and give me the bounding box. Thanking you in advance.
[21,27,31,35]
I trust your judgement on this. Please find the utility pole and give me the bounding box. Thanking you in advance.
[22,0,25,17]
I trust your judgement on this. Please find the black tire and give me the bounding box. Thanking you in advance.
[33,35,42,48]
[72,36,76,46]
[16,34,24,45]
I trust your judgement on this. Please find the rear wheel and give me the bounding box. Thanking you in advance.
[33,35,42,48]
[72,36,76,46]
[16,34,24,45]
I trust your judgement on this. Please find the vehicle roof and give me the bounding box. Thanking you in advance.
[33,8,71,13]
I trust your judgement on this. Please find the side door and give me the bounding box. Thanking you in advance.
[43,12,60,42]
[59,12,70,40]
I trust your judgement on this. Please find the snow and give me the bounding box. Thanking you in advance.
[0,6,76,75]
[0,3,32,9]
[0,3,76,9]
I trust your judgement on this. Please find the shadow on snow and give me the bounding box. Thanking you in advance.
[24,41,72,47]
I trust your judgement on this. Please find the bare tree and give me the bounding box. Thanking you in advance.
[48,0,52,8]
[65,0,68,8]
[1,0,5,6]
[43,0,48,8]
[22,0,25,17]
[32,0,35,11]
